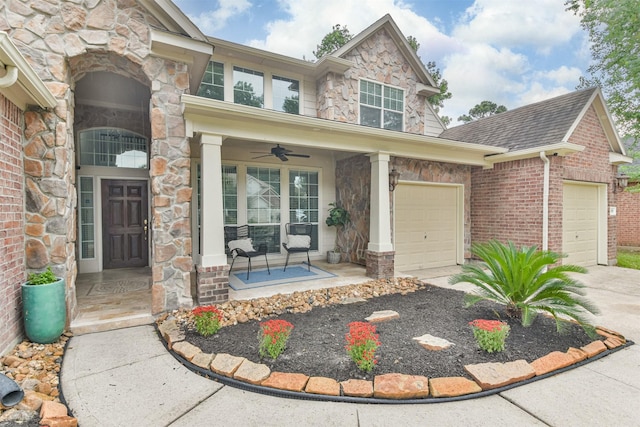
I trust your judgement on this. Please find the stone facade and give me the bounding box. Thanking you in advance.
[1,0,195,316]
[0,94,26,355]
[317,28,431,134]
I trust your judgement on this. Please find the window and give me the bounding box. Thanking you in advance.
[359,80,404,131]
[234,67,264,107]
[247,167,280,252]
[289,170,319,250]
[79,128,148,168]
[273,76,299,114]
[197,61,224,100]
[222,165,238,225]
[79,177,95,259]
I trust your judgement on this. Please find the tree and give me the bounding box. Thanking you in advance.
[406,36,452,126]
[458,100,508,123]
[567,0,640,153]
[313,24,352,59]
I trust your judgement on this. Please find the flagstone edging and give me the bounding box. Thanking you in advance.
[156,319,633,403]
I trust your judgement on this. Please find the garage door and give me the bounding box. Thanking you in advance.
[394,184,459,271]
[563,183,599,266]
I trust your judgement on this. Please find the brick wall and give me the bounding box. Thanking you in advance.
[471,157,546,249]
[471,104,618,263]
[0,94,25,355]
[618,185,640,247]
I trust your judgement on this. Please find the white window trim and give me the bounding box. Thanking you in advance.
[359,78,405,131]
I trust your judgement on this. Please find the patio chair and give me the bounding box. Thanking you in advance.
[225,225,270,280]
[283,223,313,271]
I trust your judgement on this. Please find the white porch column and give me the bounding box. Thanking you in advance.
[200,133,227,267]
[368,152,393,252]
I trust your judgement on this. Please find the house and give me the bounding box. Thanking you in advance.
[0,0,630,355]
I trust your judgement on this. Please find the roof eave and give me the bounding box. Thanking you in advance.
[182,94,505,166]
[150,29,213,95]
[483,142,585,168]
[610,152,633,165]
[332,14,438,89]
[0,32,56,109]
[139,0,208,42]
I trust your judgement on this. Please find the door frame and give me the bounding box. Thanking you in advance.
[392,181,464,271]
[562,180,608,266]
[77,169,150,273]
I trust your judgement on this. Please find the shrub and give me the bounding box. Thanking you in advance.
[259,319,294,360]
[345,321,380,372]
[449,240,599,334]
[469,319,510,353]
[192,306,223,337]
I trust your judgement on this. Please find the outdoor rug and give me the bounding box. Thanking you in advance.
[88,279,150,296]
[229,263,336,291]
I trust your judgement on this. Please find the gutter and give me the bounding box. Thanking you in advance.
[540,152,550,251]
[0,62,18,87]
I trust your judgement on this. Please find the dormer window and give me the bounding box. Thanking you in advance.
[359,80,404,131]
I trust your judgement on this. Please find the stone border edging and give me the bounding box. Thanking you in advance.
[155,320,634,403]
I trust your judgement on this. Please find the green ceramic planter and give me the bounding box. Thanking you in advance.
[21,278,66,344]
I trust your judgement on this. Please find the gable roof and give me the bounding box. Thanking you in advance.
[332,14,440,97]
[440,88,628,158]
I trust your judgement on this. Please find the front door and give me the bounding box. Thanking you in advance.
[102,179,149,269]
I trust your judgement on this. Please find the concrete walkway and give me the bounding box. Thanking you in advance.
[61,266,640,426]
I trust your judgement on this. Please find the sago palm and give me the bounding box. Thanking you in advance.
[449,240,599,334]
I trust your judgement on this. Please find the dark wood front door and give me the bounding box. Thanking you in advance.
[102,180,149,269]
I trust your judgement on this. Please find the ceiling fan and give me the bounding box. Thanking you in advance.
[252,144,311,162]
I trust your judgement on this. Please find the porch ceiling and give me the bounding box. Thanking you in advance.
[183,95,506,167]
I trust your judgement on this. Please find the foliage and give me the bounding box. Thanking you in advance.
[458,100,508,123]
[406,35,453,126]
[259,319,294,360]
[233,81,263,107]
[469,319,510,353]
[617,250,640,270]
[192,306,223,337]
[326,202,350,252]
[449,240,599,334]
[27,266,58,285]
[345,322,380,372]
[313,24,353,59]
[567,0,640,149]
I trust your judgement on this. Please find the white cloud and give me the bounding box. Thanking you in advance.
[247,0,457,61]
[516,82,572,106]
[454,0,582,54]
[181,0,252,35]
[540,66,583,86]
[440,44,529,123]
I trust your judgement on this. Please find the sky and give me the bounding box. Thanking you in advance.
[172,0,590,126]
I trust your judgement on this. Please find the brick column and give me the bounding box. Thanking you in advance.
[196,264,230,305]
[366,250,395,279]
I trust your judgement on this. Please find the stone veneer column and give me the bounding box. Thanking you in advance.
[366,153,394,278]
[196,133,230,303]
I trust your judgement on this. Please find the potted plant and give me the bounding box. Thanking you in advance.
[325,202,350,264]
[21,266,66,344]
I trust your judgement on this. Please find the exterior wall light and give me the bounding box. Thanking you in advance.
[614,174,629,193]
[389,168,400,192]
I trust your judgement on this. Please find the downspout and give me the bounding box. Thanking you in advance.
[540,152,550,251]
[0,62,18,88]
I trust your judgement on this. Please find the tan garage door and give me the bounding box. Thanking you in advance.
[394,184,459,271]
[563,183,598,266]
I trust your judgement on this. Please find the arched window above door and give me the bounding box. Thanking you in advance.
[78,127,148,169]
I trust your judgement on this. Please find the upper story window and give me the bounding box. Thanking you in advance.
[197,61,224,100]
[234,66,264,108]
[359,80,404,131]
[273,75,299,114]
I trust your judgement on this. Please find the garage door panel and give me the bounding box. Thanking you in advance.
[395,184,458,271]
